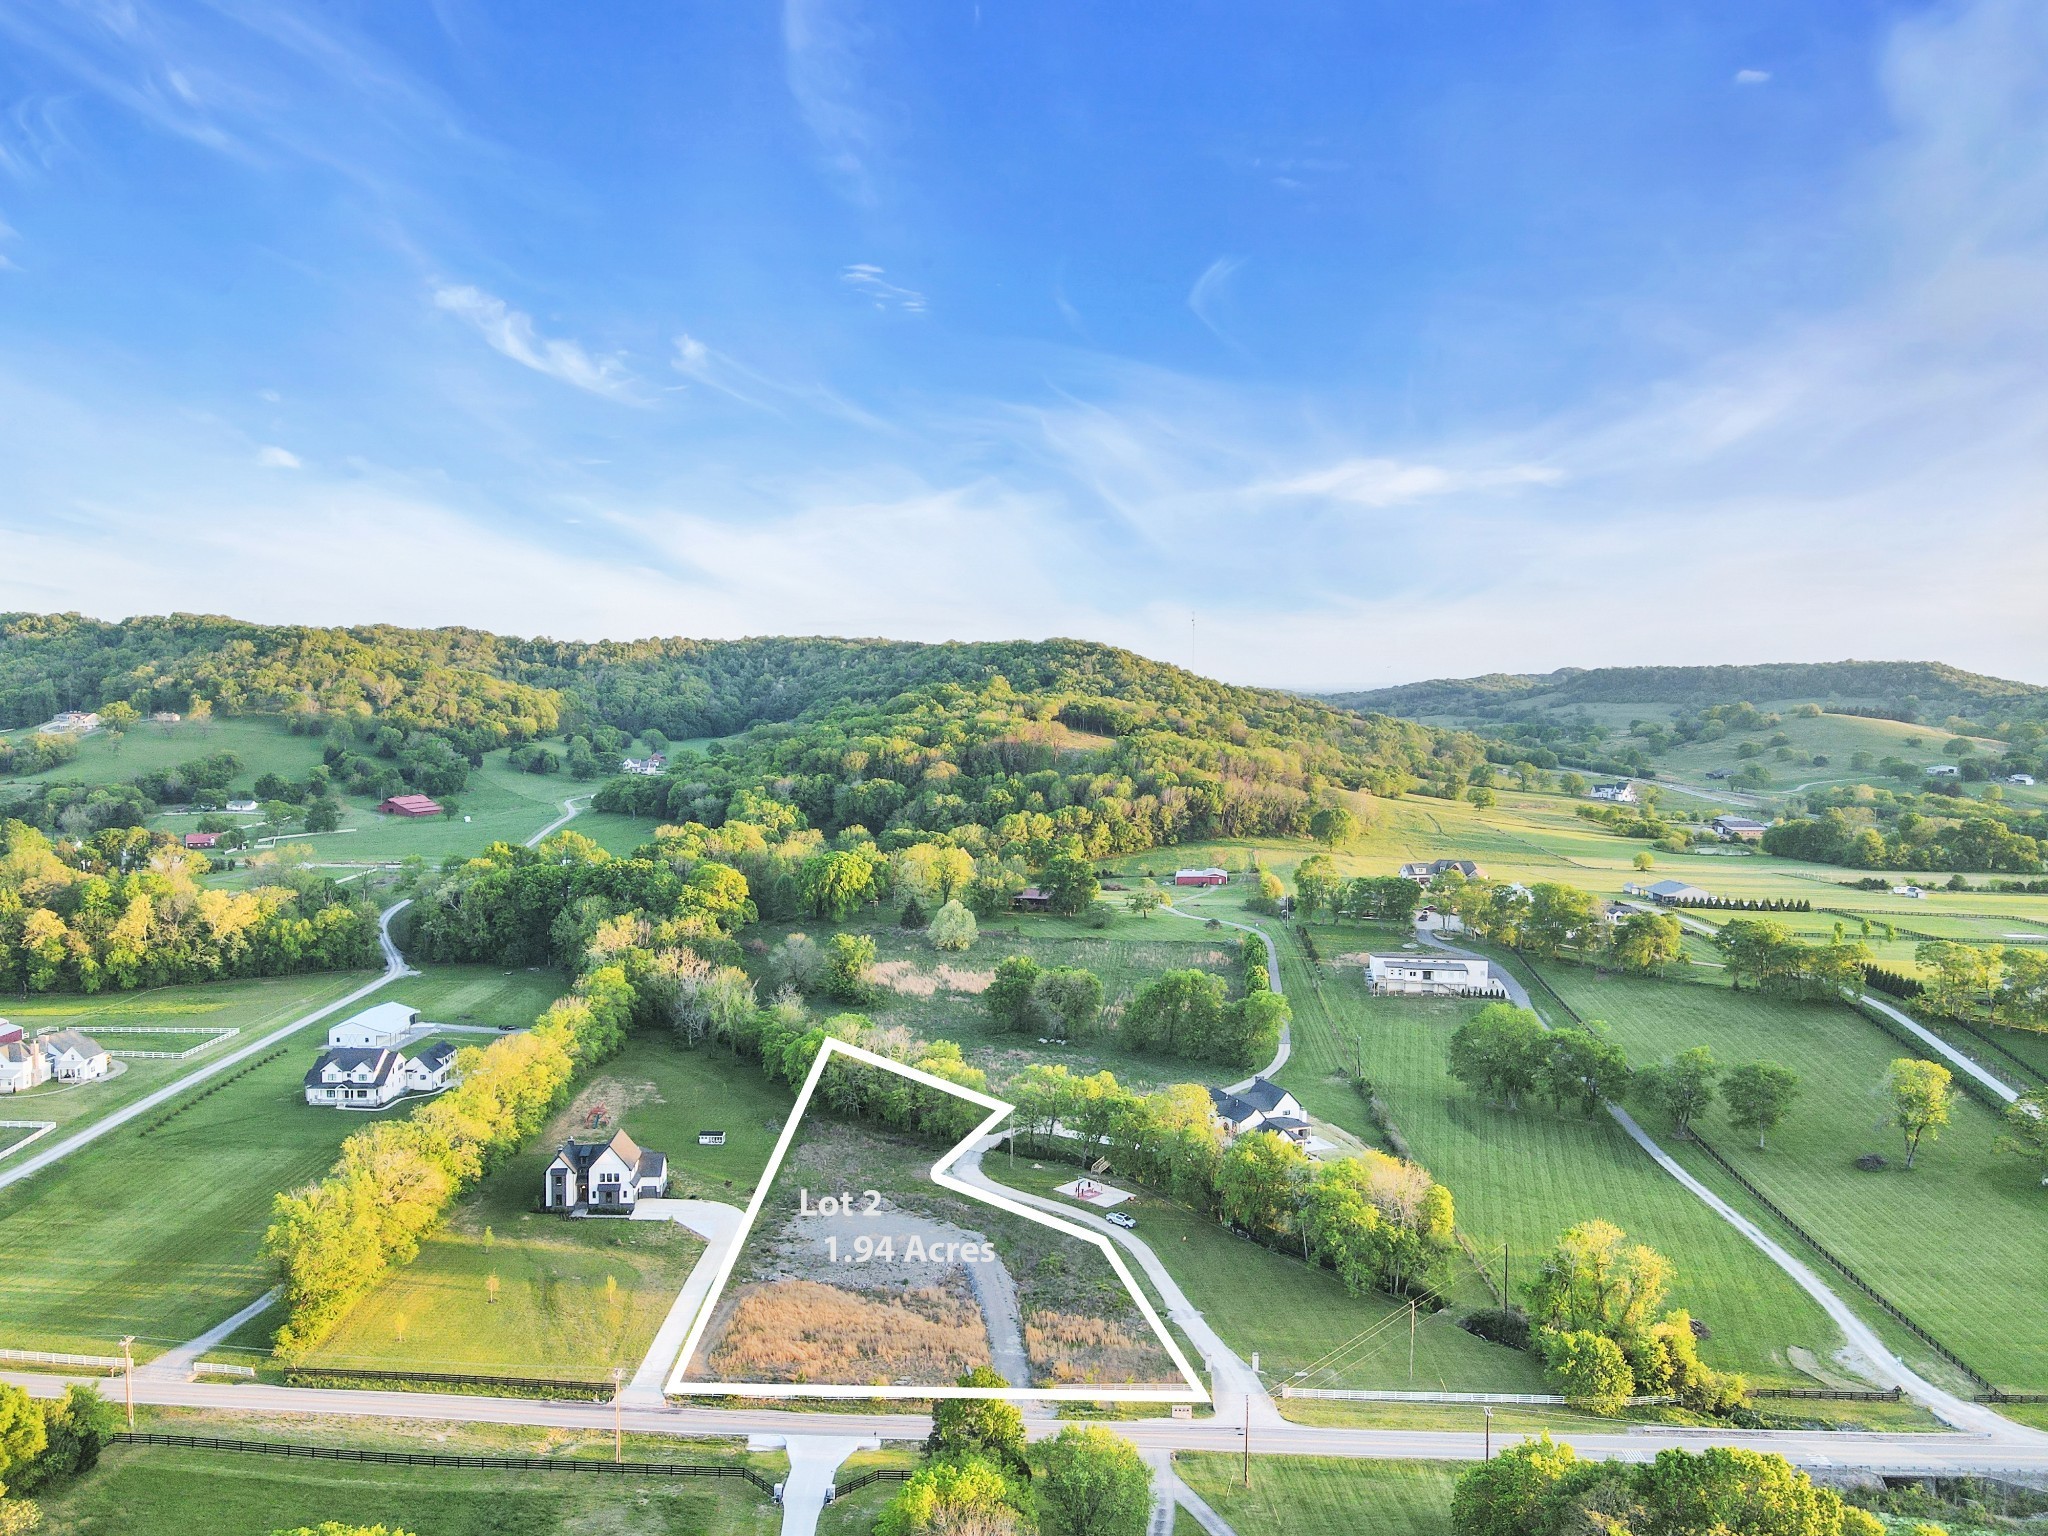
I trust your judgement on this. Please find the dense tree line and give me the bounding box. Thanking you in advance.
[1903,939,2048,1031]
[1713,919,1870,1000]
[0,822,379,992]
[0,1380,122,1532]
[1006,1062,1457,1301]
[1453,1434,1883,1536]
[1766,801,2046,873]
[1393,874,1689,975]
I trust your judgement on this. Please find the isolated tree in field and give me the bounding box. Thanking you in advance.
[1723,1060,1801,1150]
[928,899,978,952]
[822,932,877,1004]
[1121,969,1227,1057]
[1292,854,1340,920]
[1526,1220,1671,1339]
[1884,1058,1955,1170]
[1034,1424,1153,1536]
[1308,804,1359,847]
[1037,850,1100,916]
[303,796,342,833]
[1536,1027,1632,1117]
[1636,1047,1718,1138]
[1520,883,1603,960]
[1124,886,1162,919]
[1447,1004,1547,1109]
[1915,940,2002,1017]
[1034,966,1104,1041]
[984,955,1045,1034]
[1993,1090,2048,1183]
[1633,850,1655,872]
[1611,911,1684,974]
[927,1368,1027,1469]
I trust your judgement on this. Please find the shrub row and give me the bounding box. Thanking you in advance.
[138,1048,289,1135]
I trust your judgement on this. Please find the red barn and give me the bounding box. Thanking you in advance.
[379,794,444,817]
[183,832,221,849]
[1173,867,1229,887]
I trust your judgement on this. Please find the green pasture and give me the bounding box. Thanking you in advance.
[1273,951,1843,1387]
[283,1033,792,1374]
[985,1159,1548,1396]
[1,716,324,789]
[33,1441,782,1536]
[747,913,1239,1094]
[1532,964,2048,1392]
[0,970,375,1133]
[1175,1453,1457,1536]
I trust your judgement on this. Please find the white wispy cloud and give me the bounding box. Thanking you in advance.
[783,0,882,203]
[433,285,636,400]
[1187,256,1244,346]
[841,263,926,312]
[1734,68,1772,85]
[1258,458,1563,507]
[255,444,301,468]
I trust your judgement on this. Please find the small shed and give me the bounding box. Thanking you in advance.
[379,794,444,817]
[183,832,221,850]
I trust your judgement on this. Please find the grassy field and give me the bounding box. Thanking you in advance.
[0,716,324,790]
[1531,964,2048,1393]
[1270,935,1844,1388]
[814,1447,922,1535]
[0,964,562,1360]
[745,913,1241,1095]
[285,1033,793,1375]
[32,1441,783,1535]
[984,1159,1548,1396]
[1174,1454,1457,1536]
[0,970,378,1134]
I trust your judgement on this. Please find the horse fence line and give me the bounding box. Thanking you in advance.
[108,1433,777,1494]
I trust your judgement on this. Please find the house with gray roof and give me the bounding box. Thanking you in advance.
[304,1047,409,1109]
[40,1030,110,1083]
[544,1129,669,1212]
[1207,1077,1310,1145]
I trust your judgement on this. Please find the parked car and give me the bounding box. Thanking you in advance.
[1106,1212,1137,1229]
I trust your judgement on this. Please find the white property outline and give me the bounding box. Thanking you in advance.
[662,1037,1209,1403]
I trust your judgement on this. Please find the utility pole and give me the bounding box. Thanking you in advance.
[120,1336,135,1431]
[1409,1300,1417,1386]
[1241,1393,1250,1487]
[611,1367,625,1463]
[1484,1406,1493,1461]
[1503,1241,1511,1308]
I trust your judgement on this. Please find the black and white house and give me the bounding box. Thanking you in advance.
[543,1129,670,1212]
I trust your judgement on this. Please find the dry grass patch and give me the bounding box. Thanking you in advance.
[1027,1311,1163,1385]
[870,960,995,997]
[705,1278,990,1385]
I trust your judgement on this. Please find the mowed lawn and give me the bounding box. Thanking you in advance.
[0,964,561,1359]
[1175,1454,1457,1536]
[1533,965,2048,1393]
[289,1034,793,1377]
[33,1442,783,1536]
[985,1160,1548,1396]
[0,970,376,1134]
[1276,959,1843,1388]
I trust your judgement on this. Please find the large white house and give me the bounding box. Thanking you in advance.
[327,1001,423,1051]
[1588,782,1638,803]
[544,1129,669,1212]
[303,1040,460,1109]
[41,1030,112,1083]
[1367,954,1507,998]
[1206,1077,1311,1144]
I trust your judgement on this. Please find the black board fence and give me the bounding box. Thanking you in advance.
[1686,1133,1993,1393]
[284,1365,615,1401]
[831,1466,915,1500]
[1751,1386,1903,1403]
[108,1433,778,1494]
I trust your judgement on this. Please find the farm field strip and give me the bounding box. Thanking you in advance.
[1275,955,1844,1387]
[1530,964,2048,1393]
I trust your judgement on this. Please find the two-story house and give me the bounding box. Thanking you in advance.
[543,1129,670,1212]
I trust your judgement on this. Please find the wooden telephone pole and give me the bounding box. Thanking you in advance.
[611,1368,625,1463]
[120,1336,135,1430]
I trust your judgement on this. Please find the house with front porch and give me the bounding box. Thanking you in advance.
[1366,954,1507,998]
[544,1129,669,1212]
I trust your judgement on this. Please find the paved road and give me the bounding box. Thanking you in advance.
[773,1435,870,1536]
[0,901,415,1195]
[11,1368,2048,1477]
[526,793,593,848]
[1858,993,2020,1104]
[142,1289,277,1382]
[952,1139,1282,1429]
[622,1199,747,1404]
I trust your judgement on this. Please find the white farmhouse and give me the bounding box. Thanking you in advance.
[0,1035,50,1094]
[1367,954,1507,998]
[41,1030,111,1083]
[403,1042,460,1094]
[543,1129,669,1212]
[1588,782,1638,803]
[327,1001,422,1051]
[303,1048,410,1109]
[2011,774,2037,787]
[1206,1077,1310,1144]
[1926,765,1960,778]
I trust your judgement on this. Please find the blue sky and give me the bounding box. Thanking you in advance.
[2,0,2045,688]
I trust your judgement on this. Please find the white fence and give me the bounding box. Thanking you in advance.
[91,1026,240,1060]
[0,1121,58,1159]
[0,1347,124,1370]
